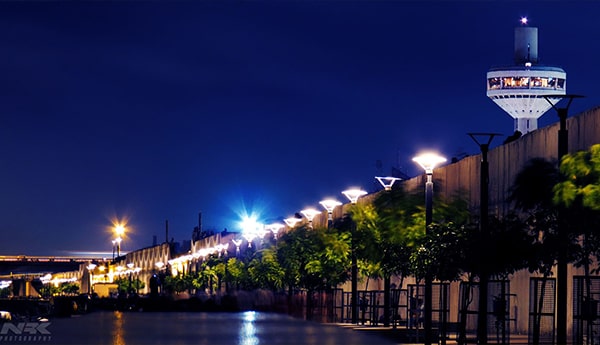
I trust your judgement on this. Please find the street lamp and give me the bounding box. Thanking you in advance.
[342,188,367,325]
[301,208,321,228]
[266,223,285,240]
[320,199,342,227]
[342,189,367,204]
[468,133,500,345]
[241,217,261,248]
[86,263,96,294]
[127,263,134,293]
[115,225,125,256]
[375,176,402,191]
[413,152,446,345]
[544,94,583,345]
[284,217,302,228]
[114,237,122,258]
[232,239,243,257]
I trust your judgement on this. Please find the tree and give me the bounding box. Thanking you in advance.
[553,144,600,331]
[192,263,218,294]
[60,282,80,295]
[163,274,193,294]
[224,257,249,290]
[247,248,285,290]
[508,157,575,344]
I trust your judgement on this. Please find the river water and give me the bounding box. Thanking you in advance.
[20,311,398,345]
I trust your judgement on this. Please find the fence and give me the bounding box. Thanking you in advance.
[573,276,600,345]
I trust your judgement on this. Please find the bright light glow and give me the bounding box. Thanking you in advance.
[87,263,97,271]
[98,265,106,272]
[520,17,528,25]
[375,176,402,191]
[266,223,285,238]
[319,199,342,213]
[342,189,367,204]
[413,152,447,174]
[240,216,262,234]
[155,262,164,269]
[232,239,243,248]
[115,224,125,236]
[243,232,256,247]
[284,217,302,227]
[301,208,321,222]
[127,263,134,269]
[240,216,264,247]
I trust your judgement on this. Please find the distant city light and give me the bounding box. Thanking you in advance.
[520,17,528,25]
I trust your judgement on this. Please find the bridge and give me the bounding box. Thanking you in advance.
[0,255,103,278]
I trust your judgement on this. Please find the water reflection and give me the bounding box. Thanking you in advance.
[112,311,125,345]
[46,311,398,345]
[239,311,258,345]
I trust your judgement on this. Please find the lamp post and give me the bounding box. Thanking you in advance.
[468,133,500,345]
[154,262,164,295]
[301,208,321,229]
[115,225,125,257]
[241,217,261,248]
[112,240,116,260]
[232,239,243,257]
[375,176,402,328]
[86,263,96,294]
[413,152,447,345]
[284,217,302,228]
[543,94,583,344]
[342,188,368,324]
[375,176,402,191]
[320,199,342,228]
[266,223,285,240]
[127,263,134,293]
[114,237,122,258]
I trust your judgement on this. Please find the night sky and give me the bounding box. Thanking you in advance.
[1,2,599,257]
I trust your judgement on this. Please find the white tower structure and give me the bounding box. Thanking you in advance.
[487,18,566,134]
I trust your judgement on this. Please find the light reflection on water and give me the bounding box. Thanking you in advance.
[239,311,258,345]
[113,311,125,345]
[46,311,397,345]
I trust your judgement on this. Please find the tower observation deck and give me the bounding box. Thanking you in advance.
[486,20,566,134]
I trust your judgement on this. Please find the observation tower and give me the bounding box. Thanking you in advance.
[487,18,566,134]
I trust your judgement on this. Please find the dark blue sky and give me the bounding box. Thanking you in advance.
[1,1,599,256]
